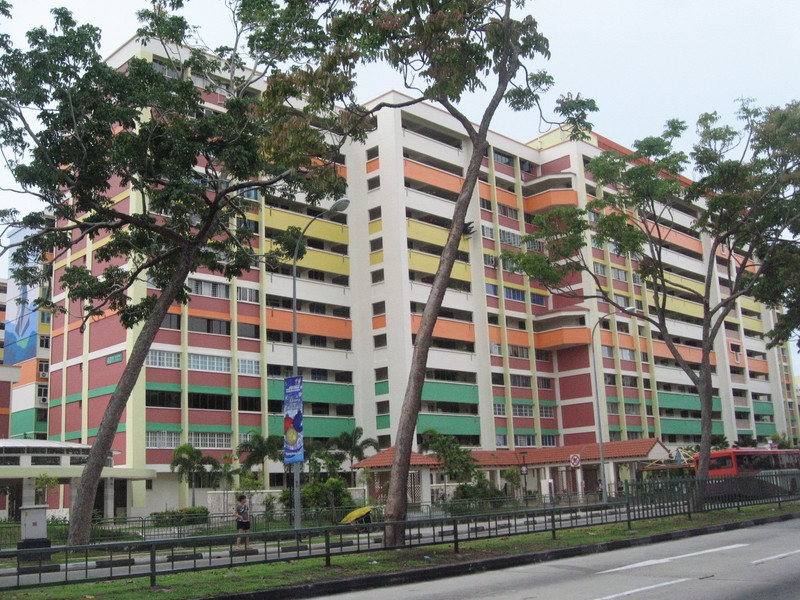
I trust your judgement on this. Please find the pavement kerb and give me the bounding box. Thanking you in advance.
[218,510,800,600]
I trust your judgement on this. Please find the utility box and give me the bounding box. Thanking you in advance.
[20,505,48,540]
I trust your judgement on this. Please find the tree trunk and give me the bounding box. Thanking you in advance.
[67,246,201,545]
[384,140,488,546]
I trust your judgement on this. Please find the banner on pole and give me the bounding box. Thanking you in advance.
[283,376,304,464]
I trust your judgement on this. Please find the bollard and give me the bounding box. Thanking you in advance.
[324,529,331,567]
[150,543,157,587]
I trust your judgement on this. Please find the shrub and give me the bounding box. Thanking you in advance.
[446,478,507,514]
[150,506,210,526]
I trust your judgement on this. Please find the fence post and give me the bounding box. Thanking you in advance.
[453,519,459,554]
[324,529,331,567]
[626,490,632,530]
[150,543,157,587]
[550,506,556,540]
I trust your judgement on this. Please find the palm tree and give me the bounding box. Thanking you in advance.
[170,444,220,507]
[328,427,379,485]
[236,432,283,484]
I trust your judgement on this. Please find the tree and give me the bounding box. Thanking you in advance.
[170,443,220,507]
[503,101,800,480]
[236,433,284,481]
[332,0,596,545]
[327,426,379,485]
[420,430,477,499]
[501,468,521,498]
[0,1,368,544]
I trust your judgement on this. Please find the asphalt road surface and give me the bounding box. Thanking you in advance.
[317,519,800,600]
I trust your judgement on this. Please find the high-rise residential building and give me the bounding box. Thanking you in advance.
[40,39,797,516]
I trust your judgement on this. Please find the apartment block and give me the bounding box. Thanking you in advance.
[40,39,797,515]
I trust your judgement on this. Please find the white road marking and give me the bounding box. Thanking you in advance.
[752,549,800,565]
[598,543,749,573]
[592,578,691,599]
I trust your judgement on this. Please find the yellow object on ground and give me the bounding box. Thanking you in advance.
[341,506,372,524]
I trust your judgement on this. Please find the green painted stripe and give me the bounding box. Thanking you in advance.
[657,392,722,411]
[147,382,182,392]
[87,425,125,437]
[188,424,231,433]
[626,426,643,432]
[376,415,390,429]
[239,389,260,398]
[240,426,263,435]
[421,381,479,404]
[495,427,507,434]
[752,402,775,416]
[514,427,536,435]
[755,422,777,436]
[511,399,534,406]
[623,398,640,404]
[375,381,389,396]
[189,385,232,395]
[417,414,480,435]
[146,422,182,432]
[541,429,560,435]
[303,416,356,438]
[538,400,557,407]
[267,379,354,404]
[88,385,117,399]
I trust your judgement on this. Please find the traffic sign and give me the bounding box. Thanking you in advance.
[569,454,581,468]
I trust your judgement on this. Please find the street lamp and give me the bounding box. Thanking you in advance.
[290,198,349,529]
[590,305,636,504]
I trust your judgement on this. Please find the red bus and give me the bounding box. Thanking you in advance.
[695,448,800,477]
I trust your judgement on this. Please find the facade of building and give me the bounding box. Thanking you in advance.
[39,39,798,516]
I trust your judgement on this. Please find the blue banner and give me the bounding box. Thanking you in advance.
[283,376,304,464]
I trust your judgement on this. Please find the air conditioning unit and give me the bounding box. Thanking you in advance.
[38,396,48,405]
[39,371,49,379]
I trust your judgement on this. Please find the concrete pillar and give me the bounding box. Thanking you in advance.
[419,467,432,506]
[575,467,584,499]
[104,478,114,519]
[22,478,36,506]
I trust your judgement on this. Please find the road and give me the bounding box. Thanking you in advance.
[316,519,800,600]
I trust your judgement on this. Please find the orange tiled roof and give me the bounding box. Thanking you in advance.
[352,438,668,470]
[472,438,669,468]
[352,446,441,470]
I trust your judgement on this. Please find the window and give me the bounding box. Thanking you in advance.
[308,302,326,315]
[491,372,505,385]
[537,377,553,389]
[593,262,607,276]
[526,239,544,252]
[237,286,259,303]
[512,404,534,417]
[188,431,231,450]
[489,342,502,355]
[372,301,386,316]
[238,396,261,412]
[541,435,557,447]
[189,278,230,299]
[535,349,552,362]
[481,225,495,239]
[146,350,181,369]
[496,434,508,447]
[621,375,638,388]
[146,430,181,449]
[367,176,380,190]
[189,392,231,410]
[483,254,497,267]
[238,359,260,375]
[632,273,642,285]
[607,402,619,414]
[40,311,52,325]
[237,323,260,339]
[510,374,531,388]
[588,211,599,223]
[37,384,48,399]
[39,335,50,349]
[480,198,492,210]
[375,367,388,380]
[531,293,546,307]
[370,238,383,252]
[497,204,518,220]
[187,353,231,373]
[591,236,604,249]
[508,345,529,359]
[498,229,521,247]
[189,316,230,335]
[493,404,506,416]
[520,159,535,174]
[624,403,640,415]
[601,345,614,358]
[514,434,535,447]
[146,390,181,408]
[310,335,326,347]
[376,400,390,414]
[368,206,381,220]
[504,288,525,302]
[161,313,181,329]
[374,334,387,348]
[486,283,499,297]
[619,348,636,361]
[371,269,384,284]
[603,373,616,386]
[307,270,325,281]
[540,405,554,418]
[311,368,328,381]
[38,360,49,377]
[613,294,629,307]
[611,267,628,282]
[493,150,513,166]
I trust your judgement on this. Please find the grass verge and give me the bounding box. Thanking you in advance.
[4,502,798,600]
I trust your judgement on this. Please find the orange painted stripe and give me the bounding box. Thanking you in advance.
[366,158,380,173]
[523,189,578,213]
[534,327,591,349]
[266,308,351,338]
[410,315,475,342]
[505,328,529,346]
[372,314,386,329]
[652,340,716,365]
[404,159,463,194]
[495,188,517,207]
[187,308,231,320]
[488,326,502,343]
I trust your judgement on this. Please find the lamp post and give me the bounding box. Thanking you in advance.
[290,198,349,529]
[519,450,528,505]
[590,305,635,504]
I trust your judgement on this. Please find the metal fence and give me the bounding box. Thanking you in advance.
[0,474,797,591]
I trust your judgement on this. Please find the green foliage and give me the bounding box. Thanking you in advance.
[420,430,477,484]
[150,506,210,527]
[170,444,220,506]
[237,433,283,474]
[445,477,506,514]
[278,477,353,514]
